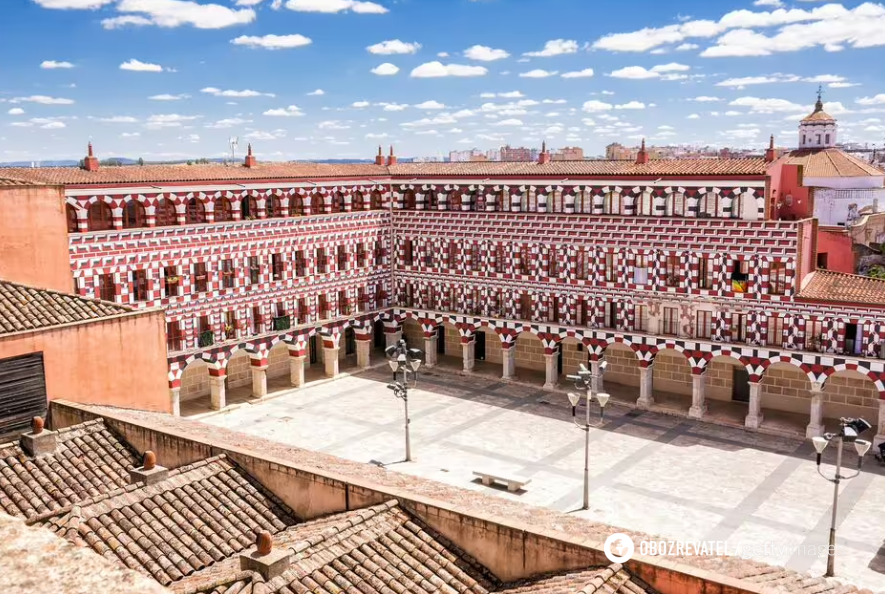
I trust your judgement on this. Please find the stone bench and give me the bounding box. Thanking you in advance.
[472,470,531,492]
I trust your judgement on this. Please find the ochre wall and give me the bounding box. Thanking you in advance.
[0,185,74,293]
[815,227,855,274]
[0,311,170,412]
[514,334,545,372]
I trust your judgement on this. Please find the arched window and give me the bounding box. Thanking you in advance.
[87,201,113,231]
[370,191,383,210]
[603,192,621,215]
[473,191,485,212]
[403,190,416,210]
[123,200,146,229]
[427,190,437,210]
[336,192,347,212]
[186,197,206,224]
[310,193,323,214]
[729,194,742,219]
[450,191,462,211]
[266,195,282,218]
[156,198,178,226]
[289,194,303,216]
[700,192,718,218]
[66,204,79,233]
[668,193,685,217]
[352,191,364,211]
[551,191,563,213]
[241,196,258,219]
[638,192,653,216]
[215,197,233,222]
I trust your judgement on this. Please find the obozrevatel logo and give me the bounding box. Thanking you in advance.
[604,533,635,563]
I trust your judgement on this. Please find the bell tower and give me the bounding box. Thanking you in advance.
[798,87,837,149]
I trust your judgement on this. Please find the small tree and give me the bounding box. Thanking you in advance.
[868,265,885,280]
[137,157,144,166]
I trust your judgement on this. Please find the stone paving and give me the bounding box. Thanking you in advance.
[200,366,885,591]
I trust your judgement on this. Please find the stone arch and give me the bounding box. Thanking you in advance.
[402,316,424,349]
[601,340,642,389]
[224,348,253,390]
[310,193,323,214]
[122,200,146,229]
[513,330,545,374]
[179,358,211,403]
[185,197,206,224]
[241,196,258,219]
[156,197,177,227]
[289,194,304,216]
[757,361,813,421]
[215,197,233,222]
[560,335,587,378]
[821,367,881,421]
[87,200,113,231]
[332,191,346,213]
[267,339,290,380]
[652,346,694,398]
[352,191,364,211]
[266,194,283,218]
[704,354,750,403]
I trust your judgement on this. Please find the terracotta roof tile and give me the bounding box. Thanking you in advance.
[0,177,39,186]
[798,269,885,306]
[0,157,769,187]
[785,148,884,178]
[0,419,139,520]
[800,110,836,123]
[0,278,134,336]
[34,455,298,587]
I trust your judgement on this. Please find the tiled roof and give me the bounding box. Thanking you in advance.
[181,500,654,594]
[798,269,885,306]
[0,419,139,519]
[33,455,298,587]
[0,278,134,336]
[0,157,769,186]
[800,110,835,123]
[0,177,39,186]
[785,148,884,178]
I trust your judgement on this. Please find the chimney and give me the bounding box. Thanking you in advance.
[538,140,550,165]
[20,416,57,457]
[83,142,100,172]
[128,450,169,486]
[240,530,291,579]
[765,134,777,163]
[374,145,385,165]
[244,143,257,168]
[386,145,397,166]
[635,138,649,165]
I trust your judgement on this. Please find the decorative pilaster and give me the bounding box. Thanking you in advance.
[637,365,654,409]
[209,371,226,411]
[501,343,515,380]
[874,399,885,449]
[590,360,605,394]
[806,382,825,438]
[745,382,763,429]
[689,372,706,419]
[385,328,403,348]
[251,362,268,398]
[170,387,181,417]
[290,355,306,387]
[322,333,341,378]
[424,334,438,368]
[462,338,475,372]
[543,352,558,390]
[356,339,371,369]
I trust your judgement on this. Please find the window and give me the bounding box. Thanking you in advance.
[817,253,828,270]
[700,193,717,218]
[198,315,213,347]
[266,195,282,218]
[403,239,414,266]
[825,133,830,145]
[271,253,284,281]
[575,249,587,280]
[358,287,368,312]
[637,192,653,216]
[242,197,258,219]
[665,255,680,287]
[337,245,347,271]
[289,195,303,217]
[156,198,177,227]
[273,302,290,330]
[192,262,208,293]
[316,248,327,274]
[769,261,788,295]
[633,254,649,285]
[424,244,434,268]
[357,243,367,268]
[252,306,262,334]
[375,241,385,265]
[473,191,485,212]
[731,313,747,343]
[520,293,532,320]
[186,198,206,224]
[698,257,713,290]
[427,191,438,210]
[132,269,148,301]
[404,190,417,210]
[604,252,618,282]
[450,191,462,211]
[352,192,364,211]
[223,311,237,340]
[730,259,749,293]
[88,202,113,231]
[767,316,784,347]
[166,321,185,352]
[249,256,260,284]
[548,247,558,278]
[603,301,617,329]
[669,193,685,217]
[318,294,329,319]
[123,201,146,229]
[662,307,678,336]
[338,290,350,315]
[295,251,306,276]
[577,298,589,326]
[66,204,79,233]
[298,298,309,324]
[335,192,347,213]
[163,266,180,297]
[816,134,821,144]
[370,191,383,210]
[635,305,649,332]
[495,243,506,273]
[805,319,824,351]
[215,198,233,222]
[696,311,713,339]
[448,241,458,270]
[519,245,531,276]
[603,192,621,215]
[98,274,115,302]
[221,259,235,289]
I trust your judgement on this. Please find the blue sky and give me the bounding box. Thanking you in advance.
[3,0,885,162]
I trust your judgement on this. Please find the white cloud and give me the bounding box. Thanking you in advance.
[263,105,304,116]
[857,94,885,106]
[414,100,446,109]
[285,0,388,13]
[351,101,370,108]
[754,0,782,6]
[40,60,74,69]
[493,118,523,126]
[401,114,458,127]
[410,61,487,77]
[120,59,167,72]
[689,96,722,102]
[379,102,408,111]
[371,63,400,76]
[609,63,691,79]
[463,45,509,61]
[96,116,139,123]
[144,113,200,128]
[201,87,274,98]
[148,93,189,100]
[519,69,557,78]
[543,99,566,104]
[40,121,66,129]
[437,52,449,58]
[120,132,141,138]
[231,34,311,49]
[318,120,351,129]
[9,95,74,105]
[7,108,24,115]
[307,89,325,96]
[367,40,421,54]
[675,43,699,51]
[365,132,389,139]
[716,73,847,88]
[687,113,700,119]
[616,101,646,110]
[32,0,114,7]
[110,0,256,29]
[524,39,578,57]
[658,125,674,130]
[828,82,860,88]
[204,117,251,128]
[582,100,613,113]
[722,127,761,139]
[729,96,804,112]
[561,68,594,79]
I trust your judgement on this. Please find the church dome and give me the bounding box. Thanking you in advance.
[801,96,836,123]
[798,89,837,149]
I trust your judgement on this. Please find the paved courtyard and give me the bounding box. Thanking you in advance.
[200,366,885,591]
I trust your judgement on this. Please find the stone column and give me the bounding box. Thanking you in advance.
[462,339,475,372]
[356,340,371,369]
[424,334,438,368]
[209,374,226,410]
[874,399,885,449]
[689,373,706,419]
[543,352,559,390]
[251,364,268,398]
[385,330,403,348]
[290,355,306,387]
[170,387,181,417]
[501,344,516,380]
[590,360,605,394]
[806,383,825,438]
[745,382,764,429]
[324,346,340,378]
[637,365,654,409]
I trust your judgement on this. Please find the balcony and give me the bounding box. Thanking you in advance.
[198,331,215,348]
[272,315,291,331]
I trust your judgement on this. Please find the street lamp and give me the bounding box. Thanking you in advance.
[812,416,872,577]
[385,339,423,462]
[566,361,610,511]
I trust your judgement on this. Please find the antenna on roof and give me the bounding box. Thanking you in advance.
[228,136,239,166]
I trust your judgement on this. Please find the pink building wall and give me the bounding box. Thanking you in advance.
[816,227,855,274]
[769,162,811,221]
